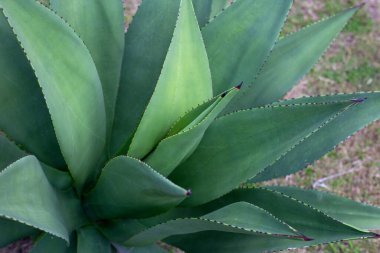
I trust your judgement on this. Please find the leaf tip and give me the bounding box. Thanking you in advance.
[235,81,244,90]
[302,235,314,242]
[350,97,368,103]
[186,189,192,197]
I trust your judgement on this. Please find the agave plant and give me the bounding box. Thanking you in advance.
[0,0,379,252]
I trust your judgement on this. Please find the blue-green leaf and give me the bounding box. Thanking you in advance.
[84,156,187,220]
[170,102,356,206]
[252,92,380,182]
[128,0,213,159]
[0,156,69,242]
[145,87,240,176]
[50,0,125,149]
[202,0,292,94]
[0,0,107,192]
[228,5,361,112]
[111,0,181,156]
[0,13,64,168]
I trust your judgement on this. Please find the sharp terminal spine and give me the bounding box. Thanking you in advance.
[236,81,244,90]
[350,97,368,103]
[186,189,192,196]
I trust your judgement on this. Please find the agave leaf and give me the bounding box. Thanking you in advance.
[50,0,125,149]
[267,186,380,231]
[209,0,229,19]
[0,134,72,190]
[30,234,76,253]
[192,0,228,27]
[192,0,212,27]
[125,202,300,246]
[0,135,25,171]
[0,218,38,247]
[0,156,69,242]
[0,13,64,168]
[167,187,377,252]
[84,156,188,220]
[227,6,361,112]
[128,0,213,159]
[57,188,89,233]
[77,227,112,253]
[114,244,169,253]
[170,101,356,206]
[202,0,292,94]
[0,0,107,192]
[111,0,181,156]
[145,86,240,176]
[252,92,380,182]
[99,220,147,243]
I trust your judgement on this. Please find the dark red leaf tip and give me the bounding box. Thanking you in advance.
[235,81,244,90]
[374,233,380,239]
[186,189,192,196]
[302,236,314,242]
[350,97,368,103]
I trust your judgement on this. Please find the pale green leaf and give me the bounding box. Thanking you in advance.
[228,5,360,112]
[128,0,213,159]
[168,187,377,252]
[170,102,355,206]
[268,186,380,231]
[0,0,107,192]
[0,156,69,242]
[50,0,125,149]
[145,87,240,176]
[111,0,181,156]
[125,202,299,246]
[84,156,187,220]
[252,92,380,182]
[202,0,292,94]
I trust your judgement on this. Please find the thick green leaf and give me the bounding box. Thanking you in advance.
[111,0,181,156]
[145,87,240,176]
[252,92,380,182]
[115,244,169,253]
[99,220,147,243]
[77,227,111,253]
[0,13,64,168]
[0,134,72,190]
[228,6,360,112]
[30,234,76,253]
[84,156,187,220]
[0,218,38,247]
[209,0,229,19]
[125,202,300,246]
[0,156,68,242]
[268,186,380,231]
[0,0,106,192]
[50,0,125,149]
[170,102,355,206]
[192,0,212,27]
[167,187,377,252]
[192,0,228,27]
[0,135,25,171]
[202,0,292,94]
[56,188,89,233]
[128,0,213,159]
